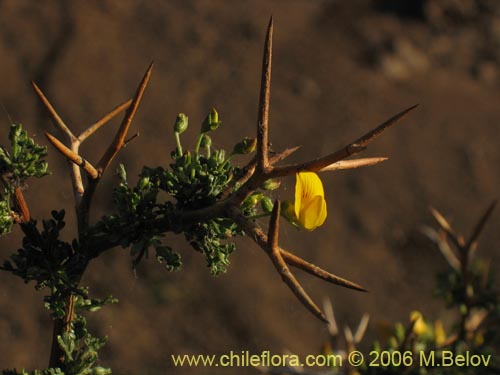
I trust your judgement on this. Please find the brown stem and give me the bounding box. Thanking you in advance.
[46,64,153,368]
[13,187,30,223]
[49,292,75,367]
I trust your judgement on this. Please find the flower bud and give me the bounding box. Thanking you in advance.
[281,200,299,227]
[200,134,212,149]
[232,137,257,155]
[176,151,191,168]
[117,164,127,183]
[92,367,112,375]
[242,193,262,210]
[174,113,188,134]
[261,179,281,191]
[410,311,429,336]
[138,176,150,190]
[260,196,274,213]
[215,149,225,164]
[201,107,220,133]
[434,320,446,346]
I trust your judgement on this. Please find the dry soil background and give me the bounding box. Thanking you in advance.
[1,1,500,374]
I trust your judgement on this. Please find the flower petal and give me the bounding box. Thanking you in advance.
[295,172,327,230]
[299,195,327,230]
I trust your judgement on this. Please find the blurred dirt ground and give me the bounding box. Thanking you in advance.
[1,0,500,374]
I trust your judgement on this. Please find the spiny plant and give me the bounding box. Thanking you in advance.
[258,202,500,375]
[1,18,416,373]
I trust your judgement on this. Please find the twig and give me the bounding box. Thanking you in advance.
[37,65,154,368]
[124,132,140,147]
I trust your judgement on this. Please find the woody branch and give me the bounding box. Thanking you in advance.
[33,64,153,367]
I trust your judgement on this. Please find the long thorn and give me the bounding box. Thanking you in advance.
[267,201,328,323]
[420,225,461,271]
[78,99,133,142]
[465,200,497,251]
[270,145,301,165]
[281,249,368,292]
[430,206,464,250]
[320,157,388,172]
[354,314,370,343]
[323,297,338,336]
[268,200,281,250]
[229,206,366,293]
[354,104,418,147]
[272,105,417,176]
[32,82,76,141]
[256,17,273,173]
[45,132,98,179]
[97,62,153,173]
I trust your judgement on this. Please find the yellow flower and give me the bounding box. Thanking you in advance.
[292,172,327,230]
[434,320,447,346]
[410,311,430,336]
